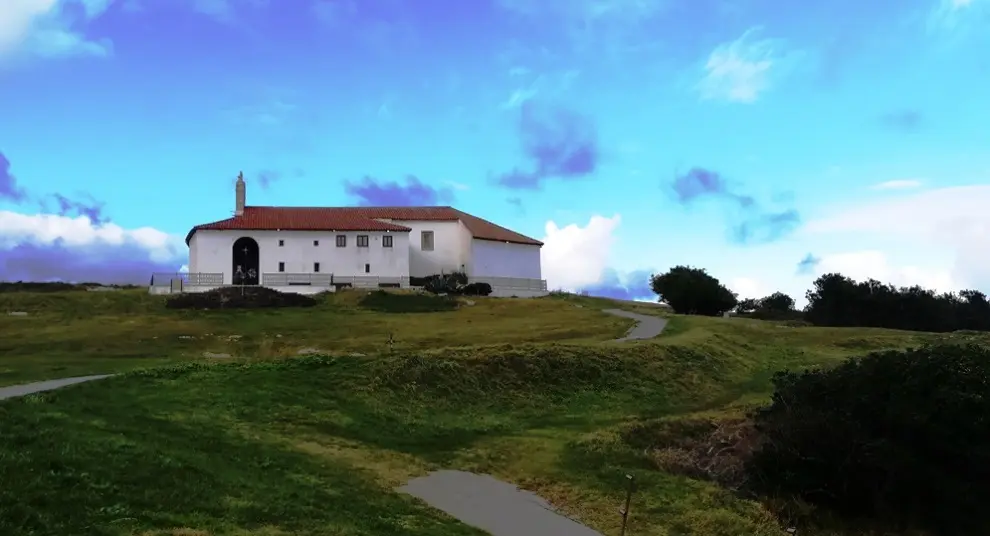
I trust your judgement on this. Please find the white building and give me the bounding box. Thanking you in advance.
[168,173,547,296]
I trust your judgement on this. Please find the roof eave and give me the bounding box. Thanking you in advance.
[185,225,413,245]
[472,236,543,247]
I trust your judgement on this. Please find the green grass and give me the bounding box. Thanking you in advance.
[0,288,630,387]
[2,289,986,535]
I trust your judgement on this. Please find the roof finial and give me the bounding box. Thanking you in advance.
[237,171,244,182]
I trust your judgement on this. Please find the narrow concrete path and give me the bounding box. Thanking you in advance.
[0,375,113,401]
[399,470,604,536]
[603,309,668,341]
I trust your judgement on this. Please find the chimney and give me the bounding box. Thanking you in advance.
[235,171,246,216]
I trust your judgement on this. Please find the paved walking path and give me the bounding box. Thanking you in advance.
[602,309,668,341]
[399,470,604,536]
[0,375,113,401]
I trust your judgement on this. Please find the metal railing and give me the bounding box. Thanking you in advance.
[334,276,409,288]
[258,274,411,288]
[150,272,223,287]
[149,272,547,293]
[470,276,547,291]
[261,273,333,287]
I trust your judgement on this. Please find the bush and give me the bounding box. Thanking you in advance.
[745,343,990,533]
[357,290,458,313]
[649,266,737,316]
[422,271,470,295]
[165,287,318,309]
[0,282,87,293]
[460,282,492,296]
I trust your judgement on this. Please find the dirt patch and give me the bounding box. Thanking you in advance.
[165,287,318,310]
[621,416,760,490]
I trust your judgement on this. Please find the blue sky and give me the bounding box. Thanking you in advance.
[1,0,989,303]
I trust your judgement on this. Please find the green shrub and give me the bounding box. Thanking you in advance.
[164,287,317,309]
[745,343,990,533]
[0,282,87,293]
[460,282,492,296]
[422,271,469,295]
[357,290,458,313]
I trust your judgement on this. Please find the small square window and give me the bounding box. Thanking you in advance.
[382,235,393,248]
[421,230,434,251]
[278,262,285,272]
[357,235,369,247]
[313,240,319,246]
[278,240,284,247]
[336,235,346,247]
[365,263,370,273]
[313,262,320,273]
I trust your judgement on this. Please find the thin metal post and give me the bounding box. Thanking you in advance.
[619,474,635,536]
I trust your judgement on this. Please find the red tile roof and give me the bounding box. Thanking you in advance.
[185,206,543,246]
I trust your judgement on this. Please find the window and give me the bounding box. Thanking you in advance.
[365,263,370,273]
[382,235,393,248]
[278,239,285,247]
[313,240,319,246]
[313,262,320,273]
[421,230,434,251]
[336,235,346,247]
[357,235,369,247]
[278,262,285,272]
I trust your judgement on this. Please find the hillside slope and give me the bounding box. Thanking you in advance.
[2,293,983,535]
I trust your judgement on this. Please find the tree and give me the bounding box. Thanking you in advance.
[745,344,990,533]
[804,272,990,332]
[758,292,794,313]
[650,266,737,316]
[736,298,760,314]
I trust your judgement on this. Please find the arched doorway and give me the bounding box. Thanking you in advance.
[232,237,260,285]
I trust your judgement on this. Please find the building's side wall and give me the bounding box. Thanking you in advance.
[469,239,542,279]
[188,234,200,273]
[191,229,411,284]
[387,220,468,277]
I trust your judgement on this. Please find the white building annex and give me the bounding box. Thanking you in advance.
[159,173,547,297]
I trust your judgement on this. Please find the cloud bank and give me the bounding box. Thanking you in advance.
[0,210,186,283]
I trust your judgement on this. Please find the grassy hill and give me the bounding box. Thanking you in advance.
[0,289,635,386]
[1,288,985,535]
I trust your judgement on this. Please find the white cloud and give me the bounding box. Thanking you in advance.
[501,87,539,110]
[0,0,58,56]
[802,184,990,290]
[928,0,988,34]
[871,179,923,190]
[540,214,621,291]
[728,276,766,299]
[0,210,186,282]
[0,210,183,262]
[815,250,958,292]
[444,181,470,191]
[698,27,791,104]
[0,0,111,61]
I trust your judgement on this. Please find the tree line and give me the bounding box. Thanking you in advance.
[650,265,990,332]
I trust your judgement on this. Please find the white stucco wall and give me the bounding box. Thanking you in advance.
[189,229,411,284]
[188,234,200,273]
[385,220,469,277]
[469,239,542,279]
